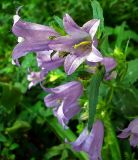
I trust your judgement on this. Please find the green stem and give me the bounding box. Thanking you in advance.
[88,67,105,131]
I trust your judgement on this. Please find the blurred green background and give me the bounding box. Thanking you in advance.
[0,0,138,159]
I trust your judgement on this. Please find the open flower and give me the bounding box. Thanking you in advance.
[12,13,59,64]
[118,118,138,147]
[27,71,43,89]
[49,14,103,75]
[44,81,83,128]
[71,120,104,160]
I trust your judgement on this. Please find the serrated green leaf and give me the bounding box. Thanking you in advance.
[124,59,138,85]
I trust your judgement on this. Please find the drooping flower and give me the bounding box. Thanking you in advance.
[49,14,103,75]
[27,50,64,88]
[44,81,83,128]
[87,57,117,80]
[71,120,104,160]
[12,13,59,64]
[118,118,138,147]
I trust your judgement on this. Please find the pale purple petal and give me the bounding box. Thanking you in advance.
[47,81,82,97]
[82,19,100,33]
[128,118,138,130]
[72,127,89,151]
[129,135,138,147]
[36,50,53,67]
[64,54,86,75]
[89,20,100,39]
[12,41,50,61]
[41,57,64,71]
[49,35,87,52]
[63,14,81,35]
[53,101,69,129]
[44,81,83,127]
[44,93,61,107]
[12,16,59,41]
[83,120,104,158]
[27,71,43,89]
[86,45,103,62]
[63,101,80,119]
[118,119,138,147]
[71,120,104,159]
[101,57,116,72]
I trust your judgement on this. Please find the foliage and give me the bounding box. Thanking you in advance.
[0,0,138,159]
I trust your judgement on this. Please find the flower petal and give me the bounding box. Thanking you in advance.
[53,101,69,129]
[83,120,104,157]
[63,14,81,35]
[27,71,44,89]
[63,101,80,119]
[12,41,50,61]
[44,93,61,108]
[49,35,83,52]
[89,20,100,39]
[86,45,103,62]
[36,50,53,67]
[12,16,59,41]
[82,19,100,33]
[64,54,86,75]
[71,127,89,151]
[101,57,116,72]
[129,134,138,147]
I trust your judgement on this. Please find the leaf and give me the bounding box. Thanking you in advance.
[123,59,138,85]
[6,120,31,133]
[9,143,19,150]
[0,82,22,108]
[46,144,68,159]
[88,67,105,131]
[91,0,104,35]
[54,16,64,29]
[0,133,7,142]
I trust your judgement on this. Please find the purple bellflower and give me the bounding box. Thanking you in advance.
[87,57,117,80]
[12,13,59,64]
[27,71,43,89]
[27,50,64,88]
[118,118,138,147]
[49,14,103,75]
[71,120,104,160]
[44,81,83,128]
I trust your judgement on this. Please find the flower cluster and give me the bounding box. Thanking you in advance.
[12,10,118,159]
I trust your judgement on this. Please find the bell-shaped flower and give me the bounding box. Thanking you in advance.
[27,50,64,88]
[44,81,83,128]
[49,14,103,75]
[87,57,117,80]
[12,13,59,64]
[71,120,104,160]
[118,118,138,147]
